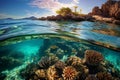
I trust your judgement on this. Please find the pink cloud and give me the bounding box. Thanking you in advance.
[30,0,78,12]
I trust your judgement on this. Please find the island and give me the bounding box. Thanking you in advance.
[38,0,120,25]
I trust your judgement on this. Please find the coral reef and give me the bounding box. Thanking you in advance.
[35,69,46,79]
[96,72,113,80]
[62,66,78,80]
[19,49,120,80]
[85,75,97,80]
[55,61,66,69]
[38,56,58,69]
[47,66,59,80]
[66,56,82,66]
[84,50,103,66]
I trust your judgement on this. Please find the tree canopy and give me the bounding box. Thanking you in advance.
[56,7,72,16]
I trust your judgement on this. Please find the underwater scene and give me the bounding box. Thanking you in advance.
[0,19,120,80]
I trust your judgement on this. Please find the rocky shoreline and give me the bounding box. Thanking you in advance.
[38,15,120,25]
[38,0,120,25]
[89,0,120,25]
[38,14,94,22]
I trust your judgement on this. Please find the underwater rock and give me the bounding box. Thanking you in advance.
[35,69,46,79]
[47,66,59,80]
[84,50,103,66]
[96,72,113,80]
[38,56,59,69]
[62,66,78,80]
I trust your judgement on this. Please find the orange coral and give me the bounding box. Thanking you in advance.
[62,66,78,80]
[84,50,103,66]
[96,72,113,80]
[47,66,59,80]
[35,69,46,78]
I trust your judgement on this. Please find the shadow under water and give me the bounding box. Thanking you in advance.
[0,33,120,80]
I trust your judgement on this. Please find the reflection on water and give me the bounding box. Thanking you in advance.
[93,29,120,37]
[0,20,120,48]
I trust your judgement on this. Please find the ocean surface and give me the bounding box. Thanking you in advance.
[0,19,120,80]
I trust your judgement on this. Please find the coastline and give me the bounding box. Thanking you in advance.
[38,15,120,25]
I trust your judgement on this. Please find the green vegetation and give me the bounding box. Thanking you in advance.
[56,7,72,16]
[56,6,85,17]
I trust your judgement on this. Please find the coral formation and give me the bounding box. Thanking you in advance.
[85,75,97,80]
[66,56,82,66]
[47,66,59,80]
[35,69,46,79]
[62,66,78,80]
[55,61,66,69]
[96,72,113,80]
[84,50,103,66]
[38,56,58,69]
[19,49,120,80]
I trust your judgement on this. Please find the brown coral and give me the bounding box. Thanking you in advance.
[66,56,82,66]
[96,72,113,80]
[47,66,59,80]
[84,50,103,66]
[55,61,66,69]
[62,66,78,80]
[38,56,58,69]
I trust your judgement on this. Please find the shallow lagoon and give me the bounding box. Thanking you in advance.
[0,19,120,80]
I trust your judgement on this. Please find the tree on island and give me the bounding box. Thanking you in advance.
[56,7,72,16]
[56,7,83,16]
[74,6,78,13]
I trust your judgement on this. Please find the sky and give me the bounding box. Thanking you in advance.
[0,0,107,19]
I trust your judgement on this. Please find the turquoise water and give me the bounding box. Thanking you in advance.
[0,19,120,79]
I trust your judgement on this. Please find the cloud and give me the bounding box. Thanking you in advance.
[73,0,79,3]
[30,0,79,13]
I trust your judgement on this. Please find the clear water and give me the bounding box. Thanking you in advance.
[0,19,120,79]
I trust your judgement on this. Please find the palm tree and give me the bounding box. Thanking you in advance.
[74,6,78,13]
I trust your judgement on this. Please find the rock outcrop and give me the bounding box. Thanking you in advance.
[39,14,95,22]
[89,0,120,20]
